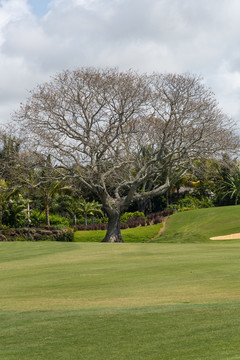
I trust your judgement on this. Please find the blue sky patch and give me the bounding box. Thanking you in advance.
[28,0,51,17]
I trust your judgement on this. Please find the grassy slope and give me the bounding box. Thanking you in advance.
[1,241,240,359]
[154,205,240,243]
[74,223,163,242]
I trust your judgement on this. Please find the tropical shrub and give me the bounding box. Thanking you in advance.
[55,231,74,242]
[30,210,69,226]
[73,216,108,225]
[93,216,108,224]
[2,194,28,227]
[147,210,174,225]
[74,223,108,231]
[49,214,70,226]
[153,216,164,224]
[168,195,214,211]
[120,223,128,229]
[125,217,146,228]
[74,210,174,230]
[120,211,146,223]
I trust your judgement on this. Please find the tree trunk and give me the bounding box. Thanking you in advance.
[74,214,77,226]
[45,195,50,226]
[102,211,123,243]
[166,190,169,208]
[0,205,3,226]
[27,202,31,226]
[84,215,88,226]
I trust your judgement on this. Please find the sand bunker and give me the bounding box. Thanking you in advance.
[210,233,240,240]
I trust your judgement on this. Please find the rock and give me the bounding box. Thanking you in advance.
[36,230,52,236]
[33,233,42,241]
[2,230,17,237]
[0,227,71,241]
[0,234,7,241]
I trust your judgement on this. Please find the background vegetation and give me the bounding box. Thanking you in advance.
[0,131,239,237]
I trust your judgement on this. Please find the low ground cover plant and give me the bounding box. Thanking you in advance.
[74,209,175,231]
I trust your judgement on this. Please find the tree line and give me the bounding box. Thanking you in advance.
[0,68,239,242]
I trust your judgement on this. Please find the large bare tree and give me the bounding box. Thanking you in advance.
[14,68,239,242]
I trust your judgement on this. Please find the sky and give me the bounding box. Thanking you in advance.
[0,0,240,128]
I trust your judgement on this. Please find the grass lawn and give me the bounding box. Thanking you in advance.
[1,241,240,359]
[74,223,163,242]
[154,205,240,243]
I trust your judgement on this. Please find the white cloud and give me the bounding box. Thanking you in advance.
[0,0,240,126]
[0,0,30,45]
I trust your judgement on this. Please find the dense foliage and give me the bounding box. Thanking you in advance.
[0,134,239,232]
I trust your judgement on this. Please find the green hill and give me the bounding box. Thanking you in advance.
[154,205,240,243]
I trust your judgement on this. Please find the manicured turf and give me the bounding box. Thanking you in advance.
[1,241,240,359]
[74,223,163,242]
[154,205,240,243]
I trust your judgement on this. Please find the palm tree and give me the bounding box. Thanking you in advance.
[77,199,103,226]
[220,166,240,205]
[0,179,20,225]
[42,181,71,226]
[24,154,72,226]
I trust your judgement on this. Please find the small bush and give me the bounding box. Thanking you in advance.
[120,211,145,223]
[49,214,70,226]
[74,210,173,231]
[161,209,175,217]
[73,216,108,225]
[0,225,10,230]
[147,210,174,224]
[14,237,27,241]
[30,210,44,225]
[38,235,56,241]
[168,195,214,212]
[198,197,214,208]
[125,217,146,228]
[75,224,87,231]
[30,211,69,226]
[153,216,163,225]
[49,224,69,230]
[93,217,108,224]
[56,231,74,242]
[74,224,107,231]
[137,217,147,226]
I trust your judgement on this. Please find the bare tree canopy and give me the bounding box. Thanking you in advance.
[14,68,240,242]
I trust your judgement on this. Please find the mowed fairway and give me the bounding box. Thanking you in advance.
[1,241,240,359]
